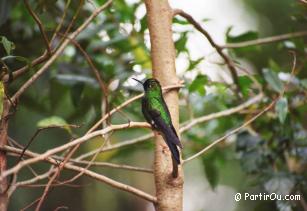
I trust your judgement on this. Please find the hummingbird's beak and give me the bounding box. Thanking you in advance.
[132,78,143,85]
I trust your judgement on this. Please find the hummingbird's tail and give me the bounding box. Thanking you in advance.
[152,117,182,164]
[165,138,181,165]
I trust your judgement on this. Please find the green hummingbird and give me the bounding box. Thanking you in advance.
[133,78,182,164]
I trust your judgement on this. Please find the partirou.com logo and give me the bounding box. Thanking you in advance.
[234,192,301,202]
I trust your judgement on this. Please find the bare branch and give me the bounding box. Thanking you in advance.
[76,133,154,161]
[24,0,52,55]
[183,98,275,163]
[87,83,184,133]
[70,160,153,173]
[12,0,113,103]
[1,122,150,178]
[180,93,264,133]
[184,51,297,163]
[79,93,263,160]
[57,32,109,125]
[58,137,109,186]
[173,9,241,93]
[2,0,81,82]
[221,30,307,49]
[2,146,157,203]
[50,0,72,43]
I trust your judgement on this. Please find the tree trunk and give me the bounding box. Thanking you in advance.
[144,0,184,210]
[0,92,10,211]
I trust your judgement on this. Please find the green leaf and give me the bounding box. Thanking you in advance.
[189,75,208,95]
[275,97,288,124]
[226,28,259,53]
[0,36,15,55]
[2,55,31,66]
[300,79,307,89]
[70,82,85,107]
[263,68,283,93]
[226,28,258,43]
[238,76,253,97]
[173,17,189,25]
[268,59,281,72]
[187,57,204,71]
[175,32,188,53]
[37,116,71,133]
[203,159,219,190]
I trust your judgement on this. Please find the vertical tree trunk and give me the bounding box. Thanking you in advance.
[144,0,184,210]
[0,92,10,211]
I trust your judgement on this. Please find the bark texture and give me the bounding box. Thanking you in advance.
[0,95,10,211]
[144,0,184,210]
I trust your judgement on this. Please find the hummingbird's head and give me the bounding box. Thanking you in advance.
[132,78,162,94]
[143,78,162,92]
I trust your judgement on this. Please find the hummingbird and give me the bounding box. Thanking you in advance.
[133,78,182,164]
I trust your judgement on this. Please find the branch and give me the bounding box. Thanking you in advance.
[184,51,297,163]
[8,168,56,197]
[2,0,81,82]
[24,0,52,55]
[87,83,184,133]
[75,133,154,161]
[78,93,263,160]
[33,33,110,209]
[1,122,150,178]
[173,9,241,93]
[2,51,51,82]
[70,160,153,173]
[2,146,157,203]
[180,93,264,133]
[11,0,113,103]
[221,30,307,49]
[7,151,153,174]
[183,98,275,163]
[57,32,109,124]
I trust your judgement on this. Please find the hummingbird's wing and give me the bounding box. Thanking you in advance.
[149,111,181,164]
[160,97,183,148]
[146,97,182,164]
[142,97,158,130]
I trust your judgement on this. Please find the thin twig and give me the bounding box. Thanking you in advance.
[21,197,41,211]
[184,51,297,163]
[34,144,79,211]
[183,99,275,163]
[58,136,109,186]
[78,93,263,160]
[221,30,307,49]
[87,83,184,133]
[180,93,263,133]
[24,0,52,55]
[57,32,109,123]
[70,160,153,173]
[17,125,78,164]
[1,122,150,178]
[2,0,78,82]
[2,145,157,203]
[173,9,241,93]
[50,0,72,44]
[75,133,154,161]
[11,0,113,103]
[34,31,110,206]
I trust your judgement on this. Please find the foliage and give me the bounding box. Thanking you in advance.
[0,0,306,210]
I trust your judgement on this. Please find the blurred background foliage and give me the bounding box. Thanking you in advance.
[0,0,306,210]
